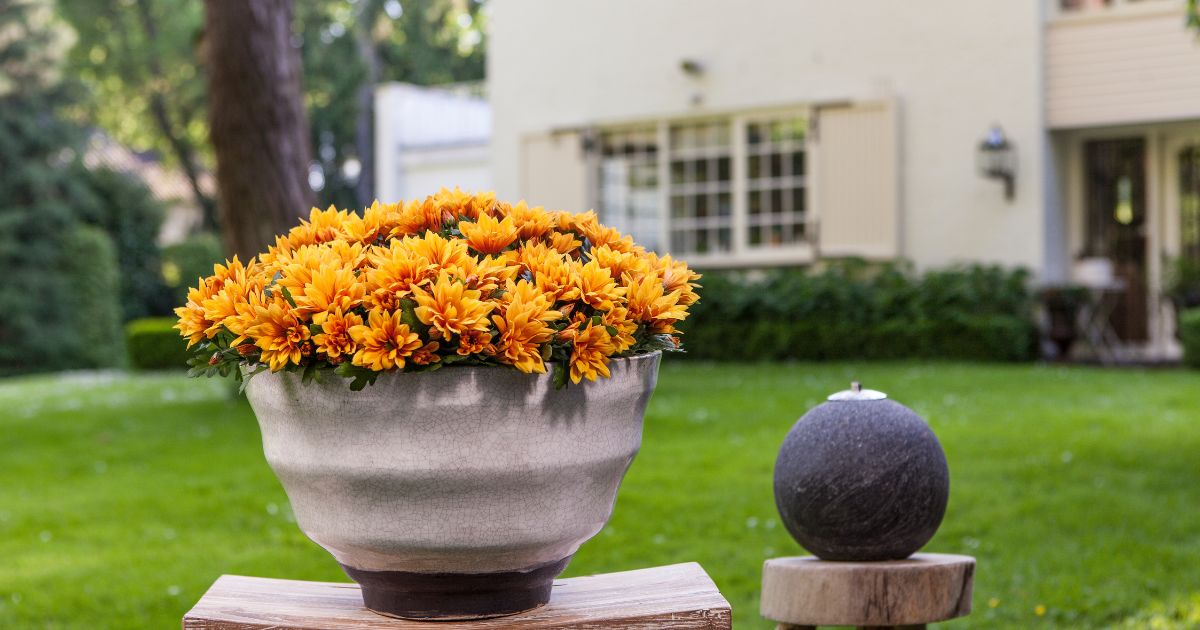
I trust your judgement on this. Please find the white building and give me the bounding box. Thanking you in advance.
[374,82,491,203]
[488,0,1200,360]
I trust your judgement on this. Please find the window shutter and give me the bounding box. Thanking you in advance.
[811,100,900,259]
[520,131,589,211]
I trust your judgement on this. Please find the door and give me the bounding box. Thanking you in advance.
[1083,138,1148,342]
[1163,133,1200,330]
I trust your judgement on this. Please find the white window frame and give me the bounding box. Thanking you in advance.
[590,106,817,269]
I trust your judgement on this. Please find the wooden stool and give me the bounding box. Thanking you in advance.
[760,553,975,630]
[184,562,731,629]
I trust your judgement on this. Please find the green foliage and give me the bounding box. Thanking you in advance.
[680,261,1038,362]
[77,166,173,320]
[1165,256,1200,309]
[160,232,225,303]
[125,317,191,370]
[59,225,125,369]
[1180,309,1200,369]
[57,0,209,179]
[0,0,123,375]
[59,0,487,211]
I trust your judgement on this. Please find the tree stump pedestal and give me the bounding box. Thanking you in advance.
[760,553,975,630]
[183,562,731,629]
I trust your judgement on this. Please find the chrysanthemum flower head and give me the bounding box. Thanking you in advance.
[412,271,496,340]
[349,307,423,370]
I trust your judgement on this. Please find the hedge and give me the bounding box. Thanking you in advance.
[125,317,191,370]
[678,261,1038,362]
[62,225,126,369]
[0,218,125,375]
[1181,309,1200,369]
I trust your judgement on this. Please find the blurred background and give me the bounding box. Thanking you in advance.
[3,1,1200,628]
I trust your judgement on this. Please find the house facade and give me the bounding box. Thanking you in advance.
[488,0,1200,360]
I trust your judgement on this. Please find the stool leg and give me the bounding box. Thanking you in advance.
[776,625,816,630]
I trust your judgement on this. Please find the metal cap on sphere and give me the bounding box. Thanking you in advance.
[826,381,888,402]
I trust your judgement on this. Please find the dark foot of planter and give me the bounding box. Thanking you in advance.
[341,556,572,620]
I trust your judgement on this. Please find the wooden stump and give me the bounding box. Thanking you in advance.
[760,553,974,629]
[183,562,731,629]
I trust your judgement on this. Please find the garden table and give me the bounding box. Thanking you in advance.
[1076,281,1129,365]
[183,562,731,629]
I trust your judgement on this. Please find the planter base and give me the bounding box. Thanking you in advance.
[341,556,572,620]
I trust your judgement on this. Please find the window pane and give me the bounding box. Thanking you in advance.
[667,119,733,256]
[597,127,662,251]
[746,114,810,251]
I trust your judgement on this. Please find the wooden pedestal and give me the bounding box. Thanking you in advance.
[183,562,731,629]
[760,553,975,630]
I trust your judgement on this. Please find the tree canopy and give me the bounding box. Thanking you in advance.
[57,0,486,222]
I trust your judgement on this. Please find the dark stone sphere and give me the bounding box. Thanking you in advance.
[773,398,949,561]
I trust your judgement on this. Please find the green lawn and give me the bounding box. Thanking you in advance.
[2,363,1199,629]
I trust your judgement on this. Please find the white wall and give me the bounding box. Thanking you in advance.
[375,83,492,202]
[489,0,1047,272]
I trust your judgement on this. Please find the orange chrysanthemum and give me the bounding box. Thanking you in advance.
[624,273,688,333]
[459,212,519,255]
[245,300,312,371]
[412,272,495,340]
[569,324,616,383]
[574,259,626,311]
[349,308,422,370]
[313,308,363,361]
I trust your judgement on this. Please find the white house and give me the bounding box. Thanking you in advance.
[487,0,1200,360]
[374,82,491,203]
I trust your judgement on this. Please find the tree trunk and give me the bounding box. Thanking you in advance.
[204,0,313,259]
[353,2,381,207]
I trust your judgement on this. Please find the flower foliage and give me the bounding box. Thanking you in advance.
[175,189,700,389]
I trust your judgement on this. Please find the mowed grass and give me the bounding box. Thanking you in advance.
[1,363,1199,628]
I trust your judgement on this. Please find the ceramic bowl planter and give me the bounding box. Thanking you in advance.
[773,383,949,561]
[244,352,660,620]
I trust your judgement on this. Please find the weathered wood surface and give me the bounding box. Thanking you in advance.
[183,562,731,629]
[760,553,974,628]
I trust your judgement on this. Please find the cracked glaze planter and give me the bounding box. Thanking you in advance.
[243,351,660,620]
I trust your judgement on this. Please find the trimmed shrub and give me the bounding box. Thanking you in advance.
[61,225,125,369]
[126,317,191,370]
[1180,309,1200,369]
[678,260,1038,362]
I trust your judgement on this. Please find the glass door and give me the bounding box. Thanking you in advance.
[1083,138,1149,342]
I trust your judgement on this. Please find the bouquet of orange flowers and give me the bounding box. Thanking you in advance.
[175,189,700,389]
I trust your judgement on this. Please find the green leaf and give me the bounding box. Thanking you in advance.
[238,366,268,395]
[551,362,569,390]
[279,286,298,308]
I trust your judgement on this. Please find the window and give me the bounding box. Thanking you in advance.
[597,127,662,251]
[747,117,808,249]
[669,120,732,255]
[593,112,811,263]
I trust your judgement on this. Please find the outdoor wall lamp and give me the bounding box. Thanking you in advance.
[977,125,1016,201]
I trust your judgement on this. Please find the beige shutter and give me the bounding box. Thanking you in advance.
[520,131,589,211]
[811,100,900,259]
